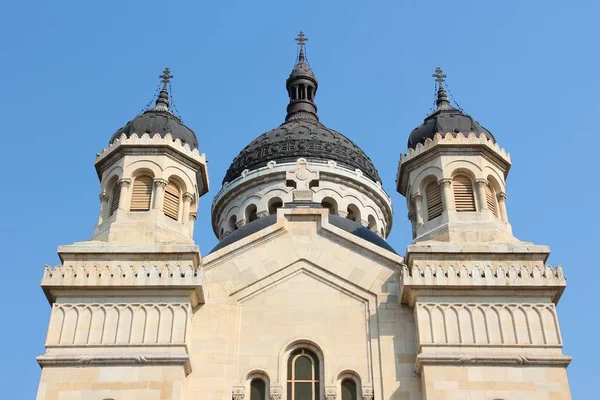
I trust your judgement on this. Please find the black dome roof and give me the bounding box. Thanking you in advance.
[223,35,380,184]
[209,213,396,254]
[223,119,381,184]
[110,110,198,149]
[408,86,495,149]
[109,74,199,149]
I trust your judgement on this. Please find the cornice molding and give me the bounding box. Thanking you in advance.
[37,353,192,375]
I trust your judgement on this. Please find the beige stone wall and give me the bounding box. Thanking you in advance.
[37,365,186,400]
[421,365,571,400]
[190,210,421,400]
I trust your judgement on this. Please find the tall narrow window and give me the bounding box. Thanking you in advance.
[341,379,357,400]
[485,184,498,217]
[425,181,442,220]
[453,175,476,212]
[163,180,180,220]
[321,197,337,215]
[346,204,361,223]
[109,182,120,216]
[250,378,266,400]
[130,175,153,211]
[269,198,283,215]
[287,349,319,400]
[246,204,258,222]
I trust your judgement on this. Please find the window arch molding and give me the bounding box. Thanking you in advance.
[278,339,327,399]
[244,369,270,400]
[336,370,362,400]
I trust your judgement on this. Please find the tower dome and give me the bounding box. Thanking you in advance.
[407,67,495,149]
[109,68,199,149]
[212,32,392,241]
[223,31,380,184]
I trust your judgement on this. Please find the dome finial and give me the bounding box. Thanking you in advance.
[295,31,308,64]
[153,67,173,112]
[432,66,452,110]
[285,31,318,122]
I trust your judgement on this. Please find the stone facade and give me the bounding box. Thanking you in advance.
[34,60,572,399]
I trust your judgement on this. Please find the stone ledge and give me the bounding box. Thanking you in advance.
[37,352,192,375]
[414,353,572,373]
[41,264,203,305]
[400,132,510,164]
[400,264,565,305]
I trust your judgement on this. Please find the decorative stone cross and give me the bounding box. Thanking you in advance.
[286,158,319,202]
[159,67,173,89]
[295,31,308,49]
[432,66,446,88]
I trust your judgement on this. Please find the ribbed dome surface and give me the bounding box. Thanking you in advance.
[408,107,494,149]
[110,110,198,149]
[223,118,381,184]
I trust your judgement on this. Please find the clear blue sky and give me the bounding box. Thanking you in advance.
[0,0,597,398]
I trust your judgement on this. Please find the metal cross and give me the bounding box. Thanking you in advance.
[295,31,308,49]
[159,67,173,89]
[432,67,446,88]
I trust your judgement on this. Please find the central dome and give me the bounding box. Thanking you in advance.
[223,34,380,184]
[223,119,381,184]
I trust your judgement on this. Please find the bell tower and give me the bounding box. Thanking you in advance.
[36,69,209,399]
[94,68,209,245]
[396,68,572,399]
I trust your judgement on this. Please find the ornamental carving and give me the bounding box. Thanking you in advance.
[99,192,109,203]
[362,386,374,400]
[325,386,337,400]
[270,386,282,400]
[153,179,168,188]
[223,120,381,184]
[232,386,245,400]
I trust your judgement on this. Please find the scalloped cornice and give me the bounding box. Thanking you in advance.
[400,132,510,165]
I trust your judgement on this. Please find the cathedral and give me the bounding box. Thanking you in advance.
[36,33,572,400]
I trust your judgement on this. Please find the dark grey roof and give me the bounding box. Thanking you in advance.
[209,214,396,254]
[109,83,199,150]
[110,110,198,149]
[223,35,380,185]
[223,119,381,184]
[408,87,495,149]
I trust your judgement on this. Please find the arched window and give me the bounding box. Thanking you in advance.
[341,379,357,400]
[250,378,266,400]
[453,175,476,212]
[246,204,258,223]
[484,184,498,217]
[367,215,377,232]
[346,204,361,223]
[425,181,442,220]
[109,182,120,216]
[321,197,337,215]
[130,175,153,211]
[227,215,238,233]
[287,349,319,400]
[163,180,180,220]
[269,198,283,215]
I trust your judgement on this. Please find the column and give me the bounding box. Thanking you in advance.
[117,178,131,210]
[182,192,194,224]
[97,192,109,225]
[188,212,197,236]
[152,179,168,211]
[497,192,508,222]
[413,191,424,225]
[475,179,489,211]
[439,178,454,211]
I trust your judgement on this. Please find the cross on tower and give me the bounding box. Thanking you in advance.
[432,67,446,88]
[159,67,173,89]
[295,31,308,49]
